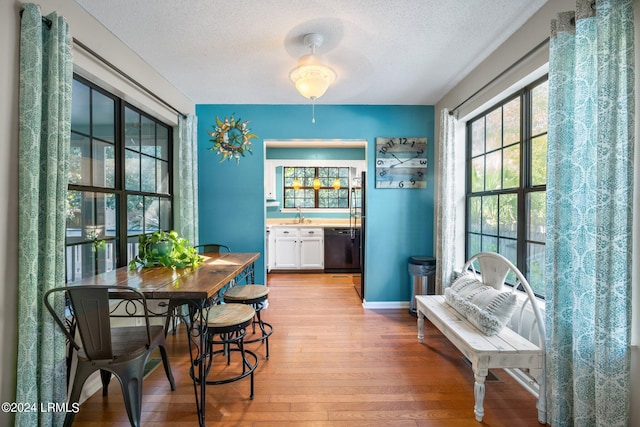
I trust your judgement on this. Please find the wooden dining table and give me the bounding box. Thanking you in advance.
[68,252,261,426]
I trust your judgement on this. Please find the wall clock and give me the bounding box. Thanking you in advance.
[375,137,427,188]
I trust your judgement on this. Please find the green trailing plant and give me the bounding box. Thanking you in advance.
[128,230,203,270]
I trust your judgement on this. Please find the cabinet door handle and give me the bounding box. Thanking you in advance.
[283,231,289,234]
[308,231,314,234]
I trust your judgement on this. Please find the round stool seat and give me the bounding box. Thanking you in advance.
[190,303,259,400]
[206,303,255,329]
[224,284,269,303]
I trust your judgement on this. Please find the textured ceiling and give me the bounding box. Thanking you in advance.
[73,0,548,105]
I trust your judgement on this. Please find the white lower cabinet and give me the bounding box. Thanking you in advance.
[273,227,324,270]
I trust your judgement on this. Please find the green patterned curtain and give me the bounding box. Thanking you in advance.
[177,114,199,245]
[16,4,72,427]
[545,0,634,425]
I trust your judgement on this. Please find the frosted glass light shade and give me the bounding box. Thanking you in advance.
[290,54,336,99]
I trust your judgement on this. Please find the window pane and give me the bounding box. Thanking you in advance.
[485,151,501,191]
[157,125,169,160]
[144,196,160,233]
[69,134,90,185]
[125,149,140,191]
[499,193,517,238]
[485,108,502,151]
[471,119,485,157]
[503,98,520,145]
[498,238,517,266]
[92,140,115,188]
[141,155,156,193]
[482,235,498,253]
[66,190,86,242]
[141,116,156,156]
[471,157,484,192]
[468,234,481,257]
[528,191,546,242]
[502,144,520,189]
[92,90,115,142]
[482,195,498,235]
[71,79,90,135]
[469,197,481,233]
[531,134,547,186]
[104,193,117,238]
[128,195,143,235]
[527,242,546,296]
[159,199,171,231]
[66,242,116,281]
[125,107,140,150]
[157,160,169,194]
[532,80,548,136]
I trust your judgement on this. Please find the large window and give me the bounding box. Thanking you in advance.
[466,77,547,296]
[283,166,350,208]
[66,75,173,281]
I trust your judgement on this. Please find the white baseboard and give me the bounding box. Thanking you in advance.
[362,301,410,310]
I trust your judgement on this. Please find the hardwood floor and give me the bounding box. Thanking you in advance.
[72,273,543,426]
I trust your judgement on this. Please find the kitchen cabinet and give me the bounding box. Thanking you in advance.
[273,227,324,270]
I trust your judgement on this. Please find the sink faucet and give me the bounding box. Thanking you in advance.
[297,206,305,224]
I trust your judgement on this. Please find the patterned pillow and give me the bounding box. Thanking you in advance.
[444,274,518,336]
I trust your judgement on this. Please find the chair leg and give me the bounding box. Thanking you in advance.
[158,344,176,390]
[65,363,97,427]
[164,300,177,337]
[114,360,146,427]
[100,369,112,396]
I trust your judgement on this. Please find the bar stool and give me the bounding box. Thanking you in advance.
[223,284,273,359]
[192,303,259,399]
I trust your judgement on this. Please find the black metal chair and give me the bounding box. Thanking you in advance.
[194,243,230,254]
[44,285,176,427]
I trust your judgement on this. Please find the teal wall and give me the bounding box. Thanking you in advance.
[196,104,435,303]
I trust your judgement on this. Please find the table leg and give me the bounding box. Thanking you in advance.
[186,300,209,427]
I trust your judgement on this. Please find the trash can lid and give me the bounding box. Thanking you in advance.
[408,256,436,266]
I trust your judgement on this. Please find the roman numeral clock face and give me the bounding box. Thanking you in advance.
[375,137,427,188]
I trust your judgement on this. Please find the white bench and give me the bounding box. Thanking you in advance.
[416,252,546,423]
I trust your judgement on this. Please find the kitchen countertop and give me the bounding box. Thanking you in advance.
[266,219,360,228]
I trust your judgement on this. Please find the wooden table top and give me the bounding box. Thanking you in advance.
[68,252,260,301]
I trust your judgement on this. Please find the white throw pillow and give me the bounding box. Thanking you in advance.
[444,274,517,336]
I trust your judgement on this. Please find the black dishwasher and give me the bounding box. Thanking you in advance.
[324,228,360,272]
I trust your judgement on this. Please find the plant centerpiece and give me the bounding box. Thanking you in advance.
[128,230,203,270]
[207,115,257,164]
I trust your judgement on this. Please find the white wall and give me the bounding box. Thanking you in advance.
[0,3,21,426]
[0,2,194,425]
[434,0,639,424]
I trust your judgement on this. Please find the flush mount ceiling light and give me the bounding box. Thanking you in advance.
[289,33,336,123]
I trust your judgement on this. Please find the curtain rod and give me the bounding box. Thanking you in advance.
[449,37,550,116]
[72,38,187,119]
[20,8,187,119]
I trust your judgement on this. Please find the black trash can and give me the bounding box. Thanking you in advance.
[408,256,436,317]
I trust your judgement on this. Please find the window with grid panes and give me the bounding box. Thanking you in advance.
[283,167,350,208]
[466,77,548,296]
[66,75,173,281]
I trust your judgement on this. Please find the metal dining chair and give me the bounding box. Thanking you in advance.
[44,285,176,427]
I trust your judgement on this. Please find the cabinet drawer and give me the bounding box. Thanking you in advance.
[299,228,323,238]
[275,228,299,237]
